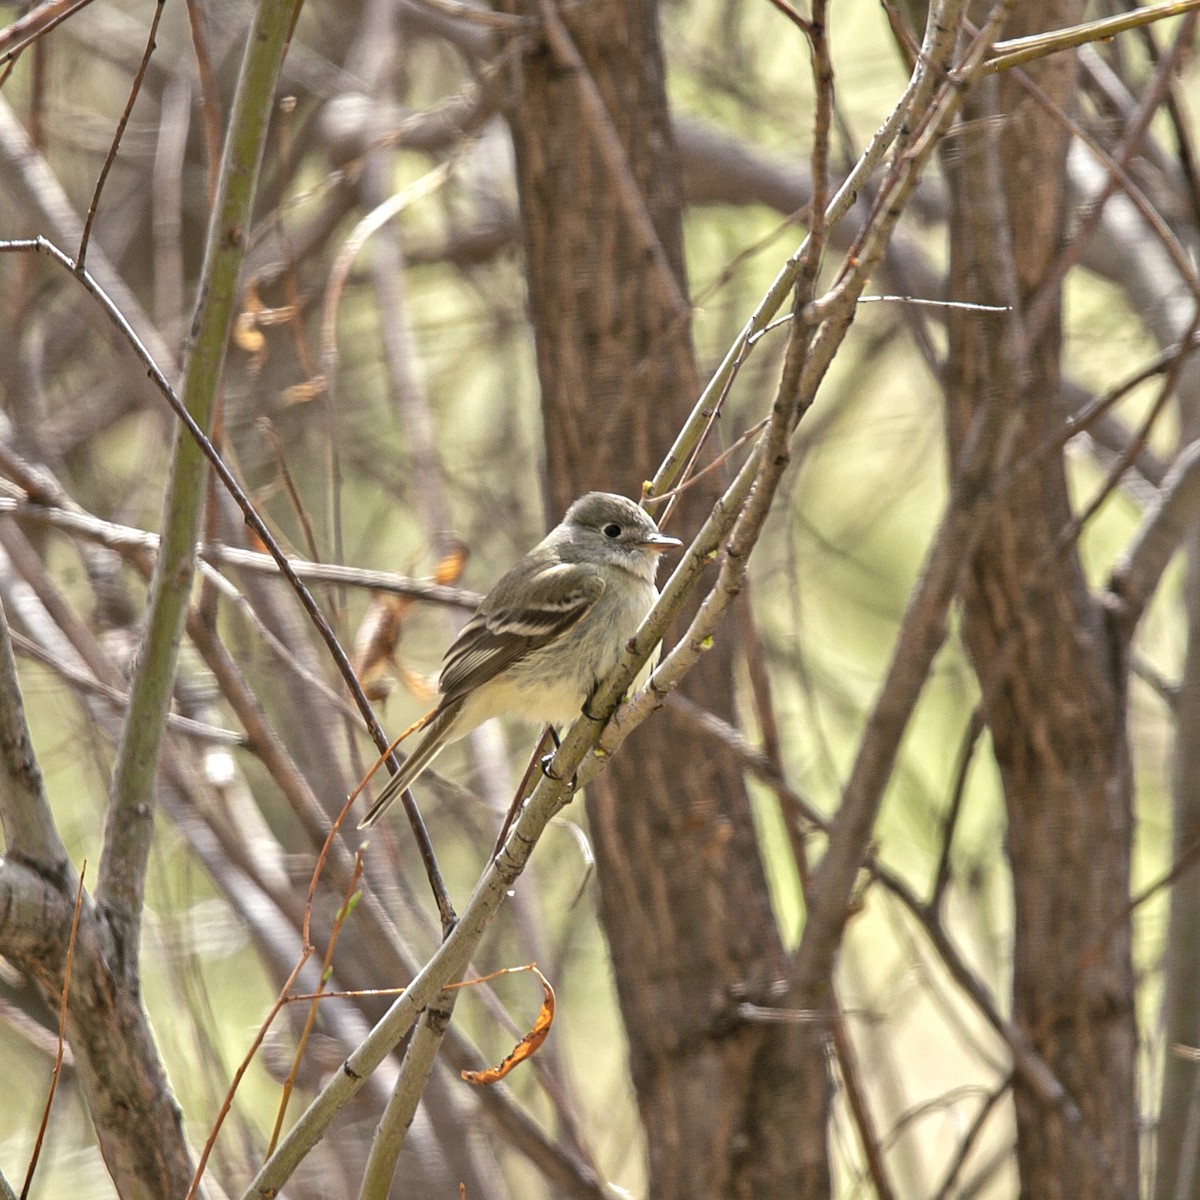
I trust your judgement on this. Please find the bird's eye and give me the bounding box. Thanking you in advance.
[603,523,622,539]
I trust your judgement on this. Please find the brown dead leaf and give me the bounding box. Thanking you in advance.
[279,376,328,406]
[434,539,469,586]
[354,594,408,694]
[456,965,555,1086]
[352,592,437,704]
[233,280,268,373]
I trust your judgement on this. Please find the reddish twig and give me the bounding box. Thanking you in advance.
[184,952,315,1200]
[266,850,366,1156]
[188,787,363,1197]
[644,418,768,506]
[184,0,222,209]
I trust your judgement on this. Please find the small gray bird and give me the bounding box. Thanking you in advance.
[358,492,680,828]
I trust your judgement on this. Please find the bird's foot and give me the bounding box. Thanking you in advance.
[540,751,578,791]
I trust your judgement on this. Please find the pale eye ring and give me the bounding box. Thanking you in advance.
[603,523,622,539]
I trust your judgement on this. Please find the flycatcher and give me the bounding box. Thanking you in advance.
[358,492,680,828]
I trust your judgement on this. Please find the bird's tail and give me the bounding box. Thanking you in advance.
[357,700,462,829]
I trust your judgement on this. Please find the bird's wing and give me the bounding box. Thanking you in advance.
[439,562,606,705]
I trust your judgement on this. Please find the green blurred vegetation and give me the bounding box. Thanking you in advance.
[0,0,1194,1194]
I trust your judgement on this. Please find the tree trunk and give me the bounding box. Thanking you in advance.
[499,1,820,1195]
[943,4,1139,1195]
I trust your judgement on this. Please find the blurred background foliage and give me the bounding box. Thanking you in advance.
[0,0,1195,1196]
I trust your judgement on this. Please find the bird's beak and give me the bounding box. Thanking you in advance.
[640,532,683,553]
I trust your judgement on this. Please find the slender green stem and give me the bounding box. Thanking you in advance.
[96,0,302,955]
[984,0,1200,75]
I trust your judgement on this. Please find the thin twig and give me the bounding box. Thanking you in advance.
[644,419,768,504]
[9,630,242,744]
[928,1077,1013,1200]
[0,492,481,607]
[1049,306,1200,581]
[185,952,315,1200]
[260,420,323,566]
[190,785,365,1196]
[0,235,455,932]
[930,708,984,911]
[1130,18,1200,234]
[1082,830,1200,973]
[1022,9,1200,343]
[874,867,1133,1198]
[184,0,222,209]
[0,0,98,63]
[266,851,365,1156]
[993,336,1200,497]
[77,0,165,269]
[831,1003,897,1200]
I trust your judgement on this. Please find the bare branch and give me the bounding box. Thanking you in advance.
[358,989,459,1197]
[98,0,308,959]
[0,588,69,872]
[77,0,166,269]
[1110,438,1200,625]
[984,0,1200,75]
[0,0,99,62]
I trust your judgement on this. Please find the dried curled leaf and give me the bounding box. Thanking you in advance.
[353,541,468,701]
[279,376,328,406]
[233,280,267,373]
[353,593,437,703]
[233,309,266,355]
[459,965,555,1086]
[236,277,320,391]
[354,593,410,699]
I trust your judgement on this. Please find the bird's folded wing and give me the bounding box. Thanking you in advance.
[439,563,606,704]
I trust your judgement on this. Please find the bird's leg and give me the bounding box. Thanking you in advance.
[496,727,560,856]
[539,726,578,790]
[539,726,562,777]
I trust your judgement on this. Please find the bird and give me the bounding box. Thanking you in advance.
[358,492,681,828]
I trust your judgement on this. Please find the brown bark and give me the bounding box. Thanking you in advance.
[499,0,815,1195]
[943,4,1139,1195]
[0,595,192,1200]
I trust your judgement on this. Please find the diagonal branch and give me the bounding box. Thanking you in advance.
[1109,438,1200,627]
